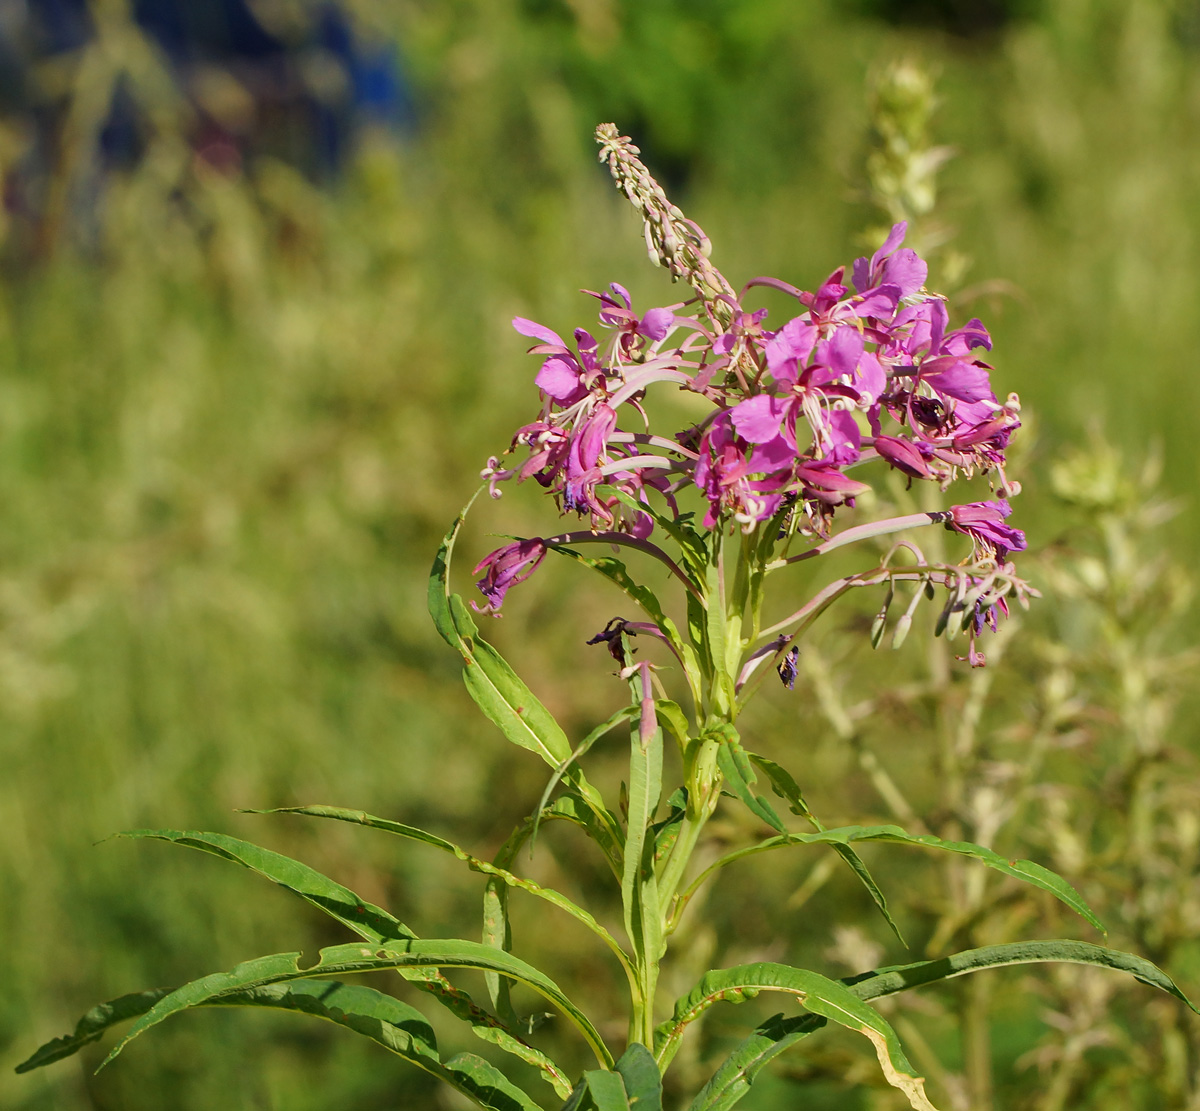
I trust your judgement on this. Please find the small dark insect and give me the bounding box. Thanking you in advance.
[777,646,799,690]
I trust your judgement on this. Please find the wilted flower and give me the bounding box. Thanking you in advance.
[473,539,547,613]
[947,500,1027,562]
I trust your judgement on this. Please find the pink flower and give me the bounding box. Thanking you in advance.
[473,539,548,612]
[948,500,1027,561]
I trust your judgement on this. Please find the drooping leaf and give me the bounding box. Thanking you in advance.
[745,754,904,944]
[430,504,623,867]
[428,501,567,767]
[452,592,574,769]
[688,940,1200,1111]
[97,939,612,1072]
[687,1012,825,1111]
[687,824,1105,936]
[656,963,936,1111]
[15,989,174,1073]
[18,980,544,1111]
[845,939,1199,1012]
[614,1043,663,1110]
[116,828,566,1090]
[747,754,821,827]
[255,806,632,983]
[116,828,415,942]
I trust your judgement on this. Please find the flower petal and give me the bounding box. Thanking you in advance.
[513,316,566,347]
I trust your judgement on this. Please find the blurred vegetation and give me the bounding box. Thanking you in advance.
[2,1,1199,1109]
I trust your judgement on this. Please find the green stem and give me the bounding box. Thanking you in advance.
[658,801,714,934]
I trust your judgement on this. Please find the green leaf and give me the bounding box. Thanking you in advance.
[116,828,415,943]
[429,502,570,769]
[481,796,616,1028]
[260,805,634,989]
[429,505,624,869]
[562,1069,629,1111]
[454,594,574,768]
[651,789,688,863]
[118,828,567,1091]
[845,940,1199,1013]
[98,939,612,1072]
[607,491,709,579]
[713,732,785,833]
[531,706,641,852]
[746,755,905,945]
[655,700,691,750]
[704,559,734,714]
[18,981,544,1111]
[656,963,937,1111]
[15,989,174,1073]
[614,1043,663,1110]
[622,686,665,976]
[687,1012,825,1111]
[688,940,1200,1111]
[747,755,821,827]
[688,824,1105,937]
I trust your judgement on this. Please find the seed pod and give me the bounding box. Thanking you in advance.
[870,586,895,649]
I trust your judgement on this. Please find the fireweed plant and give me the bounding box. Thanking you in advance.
[18,126,1198,1110]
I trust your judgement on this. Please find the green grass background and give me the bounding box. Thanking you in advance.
[3,1,1199,1108]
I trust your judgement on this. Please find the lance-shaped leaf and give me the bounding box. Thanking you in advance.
[97,939,612,1072]
[530,705,640,860]
[19,980,544,1111]
[607,489,710,580]
[118,829,565,1089]
[116,828,415,941]
[704,558,735,715]
[430,503,623,866]
[683,824,1104,935]
[687,1012,825,1111]
[688,940,1199,1111]
[655,963,936,1111]
[712,731,785,833]
[623,665,665,986]
[746,754,904,945]
[257,805,635,991]
[844,939,1199,1011]
[429,508,570,769]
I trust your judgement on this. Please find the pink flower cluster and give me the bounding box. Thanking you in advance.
[477,223,1024,610]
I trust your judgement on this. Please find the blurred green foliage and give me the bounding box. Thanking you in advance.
[3,1,1199,1108]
